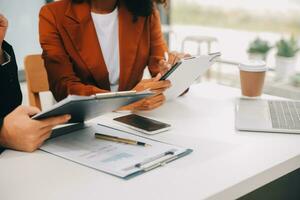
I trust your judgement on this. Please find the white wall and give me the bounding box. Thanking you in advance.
[0,0,45,69]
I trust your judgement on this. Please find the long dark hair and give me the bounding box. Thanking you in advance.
[72,0,167,19]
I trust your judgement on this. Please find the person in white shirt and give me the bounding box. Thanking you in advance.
[39,0,187,111]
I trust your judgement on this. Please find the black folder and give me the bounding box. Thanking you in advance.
[32,91,153,123]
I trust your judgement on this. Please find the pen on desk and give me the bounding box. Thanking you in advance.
[95,133,151,147]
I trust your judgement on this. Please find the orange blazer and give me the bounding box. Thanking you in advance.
[39,0,167,101]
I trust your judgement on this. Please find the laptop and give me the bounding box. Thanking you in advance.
[235,99,300,134]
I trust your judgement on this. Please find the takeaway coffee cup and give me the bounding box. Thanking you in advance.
[239,60,268,97]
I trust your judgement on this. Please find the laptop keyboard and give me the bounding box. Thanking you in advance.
[268,101,300,130]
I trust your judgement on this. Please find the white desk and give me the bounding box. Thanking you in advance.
[1,83,300,200]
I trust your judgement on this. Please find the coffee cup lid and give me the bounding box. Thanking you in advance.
[239,60,268,72]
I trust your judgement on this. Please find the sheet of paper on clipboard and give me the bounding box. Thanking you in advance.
[40,124,192,179]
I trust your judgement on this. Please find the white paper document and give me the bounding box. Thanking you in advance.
[41,124,192,179]
[162,53,221,100]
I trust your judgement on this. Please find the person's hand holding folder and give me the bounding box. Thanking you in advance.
[0,106,71,152]
[158,51,191,97]
[120,74,171,111]
[158,51,191,76]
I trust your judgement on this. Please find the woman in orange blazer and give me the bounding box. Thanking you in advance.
[39,0,177,110]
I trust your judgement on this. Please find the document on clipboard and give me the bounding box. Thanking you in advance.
[160,52,221,100]
[40,124,193,179]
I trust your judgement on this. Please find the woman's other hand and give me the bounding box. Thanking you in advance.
[133,73,171,94]
[120,74,171,111]
[158,51,191,76]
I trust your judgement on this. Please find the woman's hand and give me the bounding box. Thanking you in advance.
[158,51,191,76]
[158,51,191,97]
[133,73,171,94]
[121,93,166,111]
[119,74,171,111]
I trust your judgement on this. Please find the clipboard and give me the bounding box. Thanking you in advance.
[124,147,193,179]
[40,124,193,179]
[160,52,221,100]
[32,91,153,123]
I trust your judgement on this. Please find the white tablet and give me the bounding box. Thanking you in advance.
[160,52,221,100]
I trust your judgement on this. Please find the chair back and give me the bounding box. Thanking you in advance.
[24,55,49,110]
